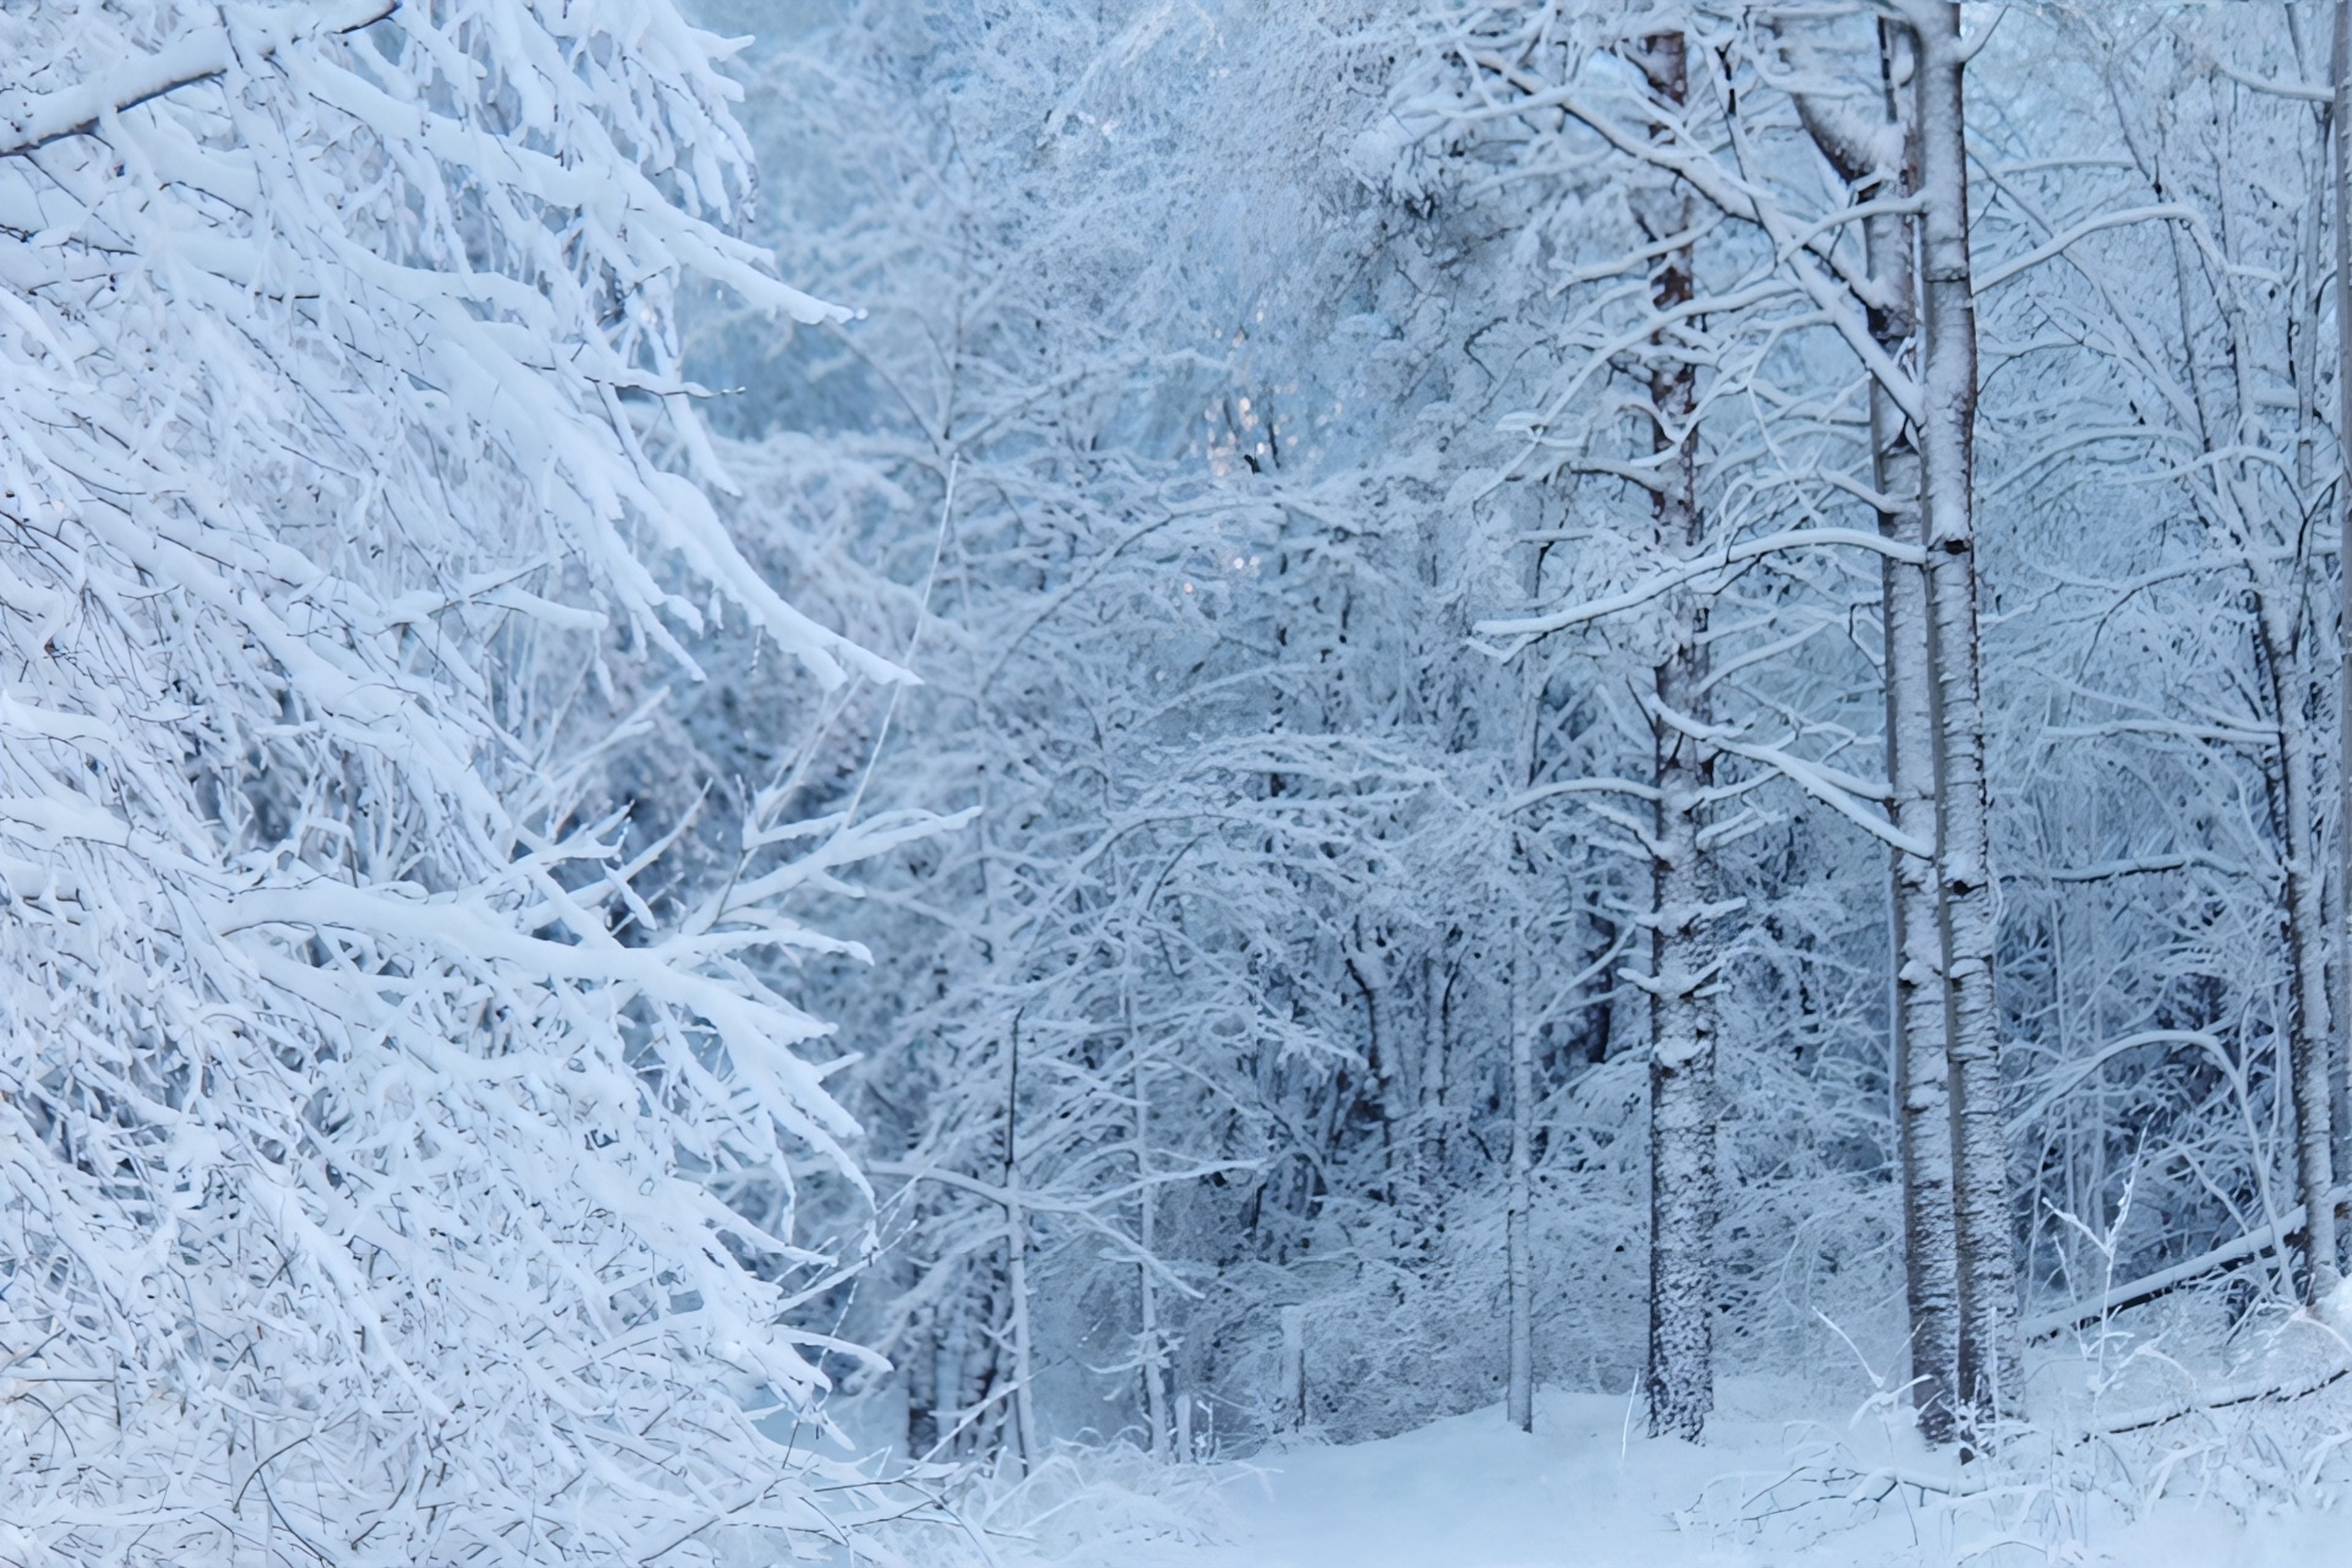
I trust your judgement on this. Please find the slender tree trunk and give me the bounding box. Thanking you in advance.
[2288,4,2352,1236]
[2332,0,2352,1292]
[1644,388,1716,1442]
[1420,950,1449,1228]
[1796,21,1958,1443]
[1506,516,1545,1436]
[1349,949,1405,1229]
[1910,1,2021,1434]
[1278,1305,1306,1434]
[1636,26,1718,1446]
[1507,926,1535,1433]
[1005,1017,1039,1469]
[1134,1031,1170,1459]
[1875,116,1962,1452]
[2260,593,2340,1302]
[906,1308,940,1457]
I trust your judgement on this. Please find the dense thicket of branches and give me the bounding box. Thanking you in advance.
[669,0,2352,1469]
[17,0,2352,1558]
[0,4,946,1563]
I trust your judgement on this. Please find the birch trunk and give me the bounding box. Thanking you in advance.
[2333,0,2352,1293]
[1909,0,2022,1432]
[2290,1,2352,1230]
[1795,21,1956,1442]
[1637,26,1719,1446]
[1874,118,1963,1453]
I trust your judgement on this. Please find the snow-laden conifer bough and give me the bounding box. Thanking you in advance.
[0,2,959,1562]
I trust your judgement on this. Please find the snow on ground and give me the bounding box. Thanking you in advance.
[1011,1379,2352,1568]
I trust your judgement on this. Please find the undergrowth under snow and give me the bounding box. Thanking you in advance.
[952,1355,2352,1568]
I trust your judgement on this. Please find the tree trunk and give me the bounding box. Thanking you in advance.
[2288,0,2352,1253]
[1637,26,1719,1446]
[1507,928,1535,1433]
[2332,0,2352,1294]
[906,1306,940,1457]
[1875,77,1963,1453]
[1795,18,1958,1444]
[1136,1035,1171,1459]
[1420,950,1449,1227]
[1278,1305,1307,1434]
[1910,0,2022,1435]
[1005,1017,1039,1469]
[2259,594,2340,1302]
[1506,497,1545,1436]
[1349,948,1407,1232]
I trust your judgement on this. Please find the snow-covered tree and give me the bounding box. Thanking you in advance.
[1963,2,2352,1335]
[0,4,941,1561]
[619,0,2352,1502]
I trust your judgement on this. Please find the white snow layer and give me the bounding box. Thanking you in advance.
[1011,1383,2352,1568]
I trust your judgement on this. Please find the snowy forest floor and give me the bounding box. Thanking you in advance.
[959,1371,2352,1568]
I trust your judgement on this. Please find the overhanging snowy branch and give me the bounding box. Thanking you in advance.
[0,1,394,159]
[1474,527,1927,644]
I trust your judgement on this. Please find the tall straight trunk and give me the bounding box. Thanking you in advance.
[2291,0,2352,1236]
[1506,625,1542,1436]
[1134,1029,1171,1459]
[2260,593,2340,1301]
[1910,1,2021,1432]
[1420,950,1449,1221]
[1507,929,1535,1433]
[2234,69,2337,1293]
[1278,1305,1306,1433]
[1877,125,1962,1450]
[1638,26,1719,1446]
[2333,0,2352,1292]
[1798,20,1959,1442]
[1004,1017,1039,1469]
